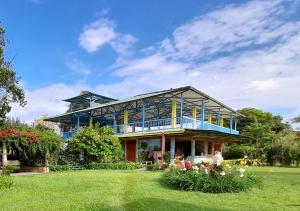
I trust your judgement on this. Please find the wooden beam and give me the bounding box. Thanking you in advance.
[161,134,166,164]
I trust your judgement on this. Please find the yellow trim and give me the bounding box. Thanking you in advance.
[192,107,197,120]
[115,128,185,138]
[208,113,212,123]
[171,100,177,128]
[220,118,224,127]
[89,116,93,127]
[124,109,128,132]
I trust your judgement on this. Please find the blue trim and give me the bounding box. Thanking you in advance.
[142,104,145,132]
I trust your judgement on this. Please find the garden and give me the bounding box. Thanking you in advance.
[0,167,299,210]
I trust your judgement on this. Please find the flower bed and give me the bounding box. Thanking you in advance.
[86,161,144,170]
[163,160,261,193]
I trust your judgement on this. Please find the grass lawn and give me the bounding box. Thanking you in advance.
[1,167,300,211]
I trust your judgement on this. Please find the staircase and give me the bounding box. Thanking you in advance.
[58,154,85,171]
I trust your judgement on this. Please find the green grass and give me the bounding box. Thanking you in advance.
[1,167,300,211]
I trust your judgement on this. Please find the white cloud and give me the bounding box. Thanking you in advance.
[9,83,90,123]
[101,0,300,123]
[66,58,91,75]
[9,0,300,125]
[79,18,116,53]
[79,18,136,54]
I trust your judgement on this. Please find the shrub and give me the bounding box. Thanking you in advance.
[147,163,168,171]
[49,164,72,172]
[68,125,123,164]
[162,161,261,193]
[223,144,256,159]
[1,165,20,175]
[0,175,14,190]
[86,161,144,170]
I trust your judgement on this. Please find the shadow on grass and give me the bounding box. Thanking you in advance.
[84,197,231,211]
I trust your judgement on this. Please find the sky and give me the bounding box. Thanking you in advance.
[1,0,300,128]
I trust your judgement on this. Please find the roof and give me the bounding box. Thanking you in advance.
[63,91,117,103]
[45,86,242,122]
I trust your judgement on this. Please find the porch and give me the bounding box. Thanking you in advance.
[121,130,238,164]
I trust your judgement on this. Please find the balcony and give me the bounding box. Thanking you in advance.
[114,116,239,135]
[60,116,239,140]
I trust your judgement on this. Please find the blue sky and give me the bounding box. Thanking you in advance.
[1,0,300,127]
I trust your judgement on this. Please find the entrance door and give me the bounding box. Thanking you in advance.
[126,141,136,161]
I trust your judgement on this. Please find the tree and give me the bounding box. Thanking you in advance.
[67,125,123,163]
[0,25,26,124]
[237,108,288,133]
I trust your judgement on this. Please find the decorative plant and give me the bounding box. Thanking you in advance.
[0,126,61,166]
[67,124,123,164]
[163,159,262,193]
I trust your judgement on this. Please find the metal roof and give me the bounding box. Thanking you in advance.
[45,86,242,122]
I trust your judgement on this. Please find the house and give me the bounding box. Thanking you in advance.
[45,86,241,163]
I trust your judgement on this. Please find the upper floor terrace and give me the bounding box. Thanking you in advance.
[45,86,240,139]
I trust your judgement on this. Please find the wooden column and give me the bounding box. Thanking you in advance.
[191,139,195,163]
[124,140,127,161]
[2,142,7,167]
[204,141,208,156]
[170,137,175,163]
[161,134,166,164]
[136,139,139,162]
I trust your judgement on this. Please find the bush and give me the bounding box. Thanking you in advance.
[223,144,256,159]
[68,125,123,164]
[0,175,14,190]
[1,165,20,175]
[49,164,72,172]
[162,161,261,193]
[147,163,168,171]
[86,161,144,170]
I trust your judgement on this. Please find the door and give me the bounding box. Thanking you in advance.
[126,141,136,161]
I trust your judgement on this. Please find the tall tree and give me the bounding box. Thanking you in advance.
[0,24,26,124]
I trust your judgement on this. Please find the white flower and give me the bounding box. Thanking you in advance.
[204,169,208,175]
[244,155,248,159]
[239,168,245,177]
[239,168,245,174]
[220,171,226,176]
[182,168,187,171]
[192,166,199,171]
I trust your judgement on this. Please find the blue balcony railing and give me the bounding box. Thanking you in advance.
[60,116,239,140]
[113,116,239,135]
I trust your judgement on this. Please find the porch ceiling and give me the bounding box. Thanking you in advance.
[117,128,240,142]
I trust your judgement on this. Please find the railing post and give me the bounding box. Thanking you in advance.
[217,110,221,126]
[201,102,205,129]
[76,115,80,131]
[234,115,237,131]
[142,104,145,132]
[230,113,233,134]
[113,112,117,132]
[180,96,183,128]
[124,109,128,133]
